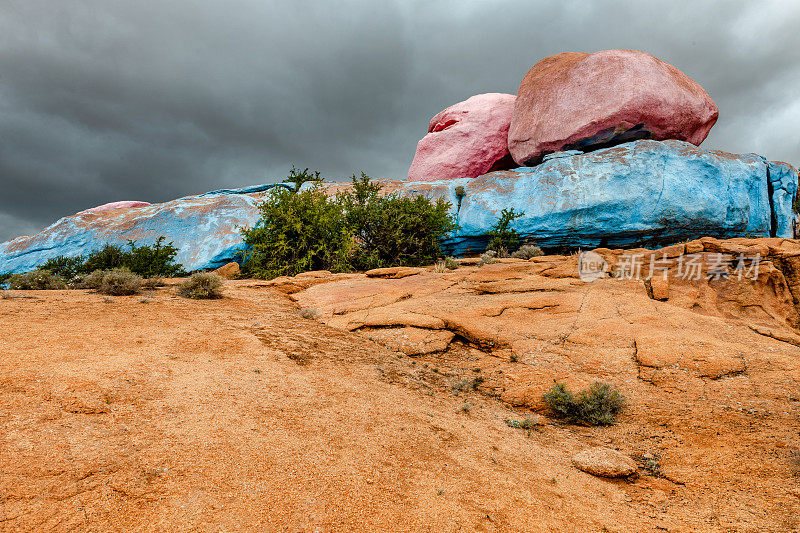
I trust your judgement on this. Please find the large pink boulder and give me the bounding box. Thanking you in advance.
[508,49,719,165]
[78,201,151,214]
[408,93,516,181]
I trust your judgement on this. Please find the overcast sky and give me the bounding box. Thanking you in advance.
[1,0,799,241]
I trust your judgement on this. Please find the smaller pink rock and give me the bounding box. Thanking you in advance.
[78,201,151,214]
[408,93,516,181]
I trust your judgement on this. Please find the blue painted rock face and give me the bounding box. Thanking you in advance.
[0,187,285,274]
[329,140,797,255]
[0,140,797,274]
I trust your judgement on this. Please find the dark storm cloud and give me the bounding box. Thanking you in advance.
[1,0,798,241]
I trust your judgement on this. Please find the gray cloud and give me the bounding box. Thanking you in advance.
[1,0,798,241]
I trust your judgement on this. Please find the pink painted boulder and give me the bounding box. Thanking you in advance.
[508,49,719,165]
[78,201,151,214]
[408,93,516,181]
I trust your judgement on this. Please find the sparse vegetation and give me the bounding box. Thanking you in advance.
[97,268,143,296]
[8,270,67,290]
[511,244,544,260]
[33,237,183,284]
[487,208,525,256]
[177,273,223,299]
[505,416,542,430]
[241,171,458,278]
[477,250,498,266]
[452,376,484,393]
[434,257,459,272]
[542,382,625,426]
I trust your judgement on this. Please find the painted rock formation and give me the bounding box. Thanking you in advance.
[77,201,152,214]
[1,141,796,274]
[0,185,285,274]
[508,49,719,165]
[408,93,516,181]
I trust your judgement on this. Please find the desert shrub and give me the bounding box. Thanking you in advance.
[8,270,67,290]
[74,269,108,290]
[81,244,128,272]
[477,250,498,266]
[542,382,625,426]
[240,171,458,279]
[487,208,525,255]
[141,277,164,290]
[512,244,544,260]
[40,255,85,280]
[97,268,143,296]
[339,174,458,270]
[68,237,183,278]
[240,184,353,279]
[177,272,223,299]
[121,237,183,278]
[283,166,323,190]
[452,376,484,393]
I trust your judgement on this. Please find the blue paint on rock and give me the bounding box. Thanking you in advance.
[1,140,797,274]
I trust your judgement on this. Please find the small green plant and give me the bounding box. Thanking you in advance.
[455,185,466,211]
[487,208,525,255]
[505,416,542,430]
[542,382,625,426]
[511,244,544,260]
[8,270,67,290]
[97,268,143,296]
[177,272,223,299]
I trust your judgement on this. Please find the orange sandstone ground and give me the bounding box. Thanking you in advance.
[1,237,800,532]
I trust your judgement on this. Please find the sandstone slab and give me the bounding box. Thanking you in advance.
[572,447,638,478]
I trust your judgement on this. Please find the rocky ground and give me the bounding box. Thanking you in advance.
[1,237,800,531]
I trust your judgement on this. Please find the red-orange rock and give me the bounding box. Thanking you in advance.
[508,49,719,165]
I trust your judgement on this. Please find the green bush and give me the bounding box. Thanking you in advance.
[240,171,458,279]
[97,268,143,296]
[339,173,458,270]
[487,208,525,255]
[282,166,323,190]
[81,237,182,278]
[40,255,86,280]
[542,382,625,426]
[8,270,67,290]
[240,184,353,279]
[177,272,224,299]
